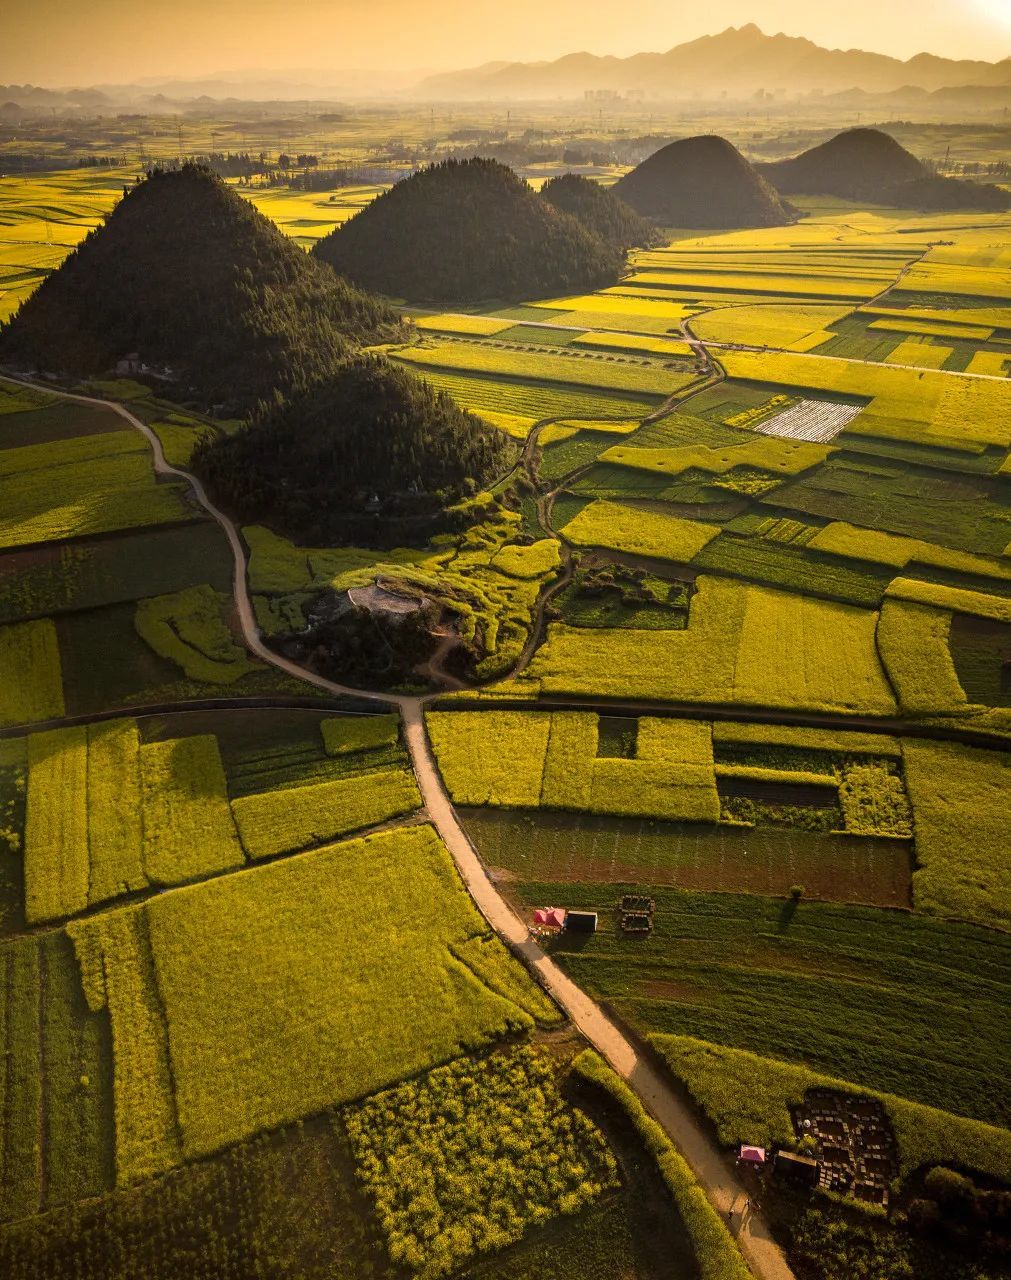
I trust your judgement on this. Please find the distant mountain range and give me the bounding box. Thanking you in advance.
[415,24,1011,101]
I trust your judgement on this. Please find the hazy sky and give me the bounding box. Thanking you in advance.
[4,0,1011,85]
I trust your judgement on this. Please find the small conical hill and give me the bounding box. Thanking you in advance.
[612,135,793,228]
[192,355,515,547]
[539,174,663,251]
[761,128,926,198]
[311,157,623,305]
[0,165,401,412]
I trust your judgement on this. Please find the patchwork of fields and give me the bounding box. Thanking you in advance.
[1,163,1010,1279]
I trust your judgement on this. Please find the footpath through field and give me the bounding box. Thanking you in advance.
[1,372,795,1280]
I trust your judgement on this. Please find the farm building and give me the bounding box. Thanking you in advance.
[565,910,598,934]
[774,1151,820,1186]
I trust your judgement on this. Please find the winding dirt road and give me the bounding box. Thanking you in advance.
[3,372,794,1279]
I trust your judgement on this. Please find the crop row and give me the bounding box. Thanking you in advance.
[396,340,692,398]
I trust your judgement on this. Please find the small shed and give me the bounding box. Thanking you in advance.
[775,1151,820,1186]
[533,907,567,929]
[738,1145,766,1167]
[565,910,598,934]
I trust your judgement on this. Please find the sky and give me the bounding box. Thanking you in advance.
[3,0,1011,86]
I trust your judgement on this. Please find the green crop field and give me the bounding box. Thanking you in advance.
[519,882,1011,1127]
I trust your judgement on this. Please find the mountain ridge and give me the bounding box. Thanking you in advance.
[416,25,1011,100]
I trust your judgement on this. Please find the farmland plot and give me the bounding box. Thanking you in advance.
[902,740,1010,930]
[500,577,897,717]
[231,766,421,859]
[0,618,64,727]
[85,825,555,1163]
[753,399,863,444]
[429,711,720,823]
[345,1047,617,1278]
[463,808,912,908]
[524,882,1011,1126]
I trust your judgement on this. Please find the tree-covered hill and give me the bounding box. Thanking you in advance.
[612,135,793,228]
[538,174,664,251]
[760,128,926,198]
[192,355,515,546]
[311,158,624,305]
[0,165,403,413]
[759,129,1011,210]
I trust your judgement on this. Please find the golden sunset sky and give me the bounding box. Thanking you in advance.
[3,0,1011,85]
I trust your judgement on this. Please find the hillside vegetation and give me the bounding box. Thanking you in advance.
[539,173,663,251]
[762,128,1011,210]
[613,135,793,228]
[312,157,624,304]
[0,165,402,413]
[762,128,925,198]
[192,356,515,546]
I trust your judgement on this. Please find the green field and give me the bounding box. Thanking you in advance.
[520,883,1011,1128]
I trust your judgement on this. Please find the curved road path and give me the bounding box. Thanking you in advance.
[3,372,793,1279]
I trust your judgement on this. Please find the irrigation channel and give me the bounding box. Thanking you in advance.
[2,369,802,1278]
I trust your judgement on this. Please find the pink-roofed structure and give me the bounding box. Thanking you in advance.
[738,1145,767,1166]
[532,908,567,929]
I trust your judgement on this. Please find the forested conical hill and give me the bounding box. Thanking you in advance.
[760,129,1011,209]
[612,135,793,228]
[0,165,403,412]
[539,174,664,251]
[760,128,926,198]
[311,158,623,305]
[191,355,515,547]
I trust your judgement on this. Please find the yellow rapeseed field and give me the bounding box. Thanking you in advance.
[139,735,245,884]
[145,825,548,1159]
[903,741,1011,929]
[0,619,64,727]
[559,499,719,563]
[24,727,90,924]
[231,767,420,859]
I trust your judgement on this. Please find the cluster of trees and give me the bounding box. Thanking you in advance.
[189,152,270,179]
[892,175,1011,212]
[312,157,624,305]
[276,153,318,169]
[540,173,663,252]
[0,165,402,414]
[192,356,515,546]
[297,590,446,689]
[906,1167,1011,1261]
